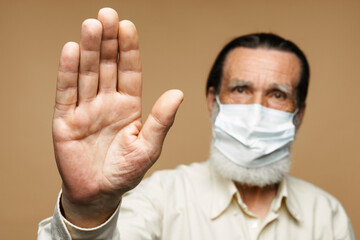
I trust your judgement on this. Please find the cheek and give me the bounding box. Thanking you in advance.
[266,97,297,112]
[228,94,252,104]
[220,90,253,104]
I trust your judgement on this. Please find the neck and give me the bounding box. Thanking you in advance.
[235,182,278,221]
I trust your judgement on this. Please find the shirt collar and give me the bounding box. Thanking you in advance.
[208,160,238,220]
[278,174,303,222]
[208,161,302,222]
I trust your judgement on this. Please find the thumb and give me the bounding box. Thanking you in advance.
[139,89,184,159]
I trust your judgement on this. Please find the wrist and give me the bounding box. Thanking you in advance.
[60,190,121,228]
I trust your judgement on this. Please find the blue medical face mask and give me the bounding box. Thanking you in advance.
[212,96,298,168]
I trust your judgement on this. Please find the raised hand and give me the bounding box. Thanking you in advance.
[53,8,183,227]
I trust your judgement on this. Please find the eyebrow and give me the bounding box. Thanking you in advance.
[227,78,294,94]
[268,83,293,94]
[228,79,253,88]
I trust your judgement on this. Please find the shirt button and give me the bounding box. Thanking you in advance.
[250,220,259,229]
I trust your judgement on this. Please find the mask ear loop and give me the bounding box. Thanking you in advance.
[215,95,222,107]
[211,95,221,124]
[292,108,300,126]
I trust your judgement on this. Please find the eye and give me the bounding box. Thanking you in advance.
[235,87,245,93]
[272,91,286,99]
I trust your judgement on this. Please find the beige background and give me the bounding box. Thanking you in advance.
[0,0,359,238]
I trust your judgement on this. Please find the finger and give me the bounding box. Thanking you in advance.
[98,8,119,93]
[55,42,80,115]
[140,90,184,157]
[117,20,142,97]
[78,19,102,103]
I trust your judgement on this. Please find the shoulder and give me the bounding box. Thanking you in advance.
[128,161,211,194]
[286,174,341,206]
[286,174,345,213]
[123,161,212,212]
[285,174,354,238]
[146,161,210,181]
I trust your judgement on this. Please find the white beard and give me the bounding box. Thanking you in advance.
[209,143,290,187]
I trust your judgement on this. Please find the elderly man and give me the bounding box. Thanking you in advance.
[38,8,354,240]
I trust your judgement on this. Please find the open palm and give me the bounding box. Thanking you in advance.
[53,8,183,226]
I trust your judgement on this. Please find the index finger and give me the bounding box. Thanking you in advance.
[55,42,80,115]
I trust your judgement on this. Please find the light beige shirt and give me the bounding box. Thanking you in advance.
[38,161,355,240]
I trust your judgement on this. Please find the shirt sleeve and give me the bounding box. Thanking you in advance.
[37,172,165,240]
[331,199,356,240]
[37,191,121,240]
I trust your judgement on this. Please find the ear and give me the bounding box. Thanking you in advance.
[207,87,216,112]
[294,103,306,129]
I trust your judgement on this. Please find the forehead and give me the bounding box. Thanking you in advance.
[222,47,301,88]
